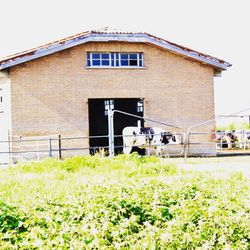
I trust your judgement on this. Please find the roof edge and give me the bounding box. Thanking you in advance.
[0,31,232,71]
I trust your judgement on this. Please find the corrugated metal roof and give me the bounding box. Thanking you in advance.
[0,28,231,70]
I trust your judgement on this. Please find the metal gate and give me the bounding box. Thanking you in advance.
[107,109,184,157]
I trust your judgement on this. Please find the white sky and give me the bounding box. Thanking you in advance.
[0,0,249,121]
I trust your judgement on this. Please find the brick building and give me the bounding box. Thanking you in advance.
[0,29,231,162]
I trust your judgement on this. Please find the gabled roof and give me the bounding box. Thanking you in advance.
[0,29,231,71]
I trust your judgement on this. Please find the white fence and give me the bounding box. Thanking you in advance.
[1,108,250,165]
[1,130,250,165]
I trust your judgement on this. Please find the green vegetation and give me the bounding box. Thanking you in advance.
[216,122,237,131]
[242,123,250,130]
[216,122,250,131]
[0,154,249,249]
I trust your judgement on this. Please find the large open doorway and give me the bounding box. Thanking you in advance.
[88,98,144,155]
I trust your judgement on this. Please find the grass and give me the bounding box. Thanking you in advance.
[0,154,249,249]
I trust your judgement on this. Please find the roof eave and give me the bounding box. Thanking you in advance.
[144,37,230,71]
[0,33,231,71]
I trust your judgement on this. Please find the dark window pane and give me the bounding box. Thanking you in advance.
[121,60,128,66]
[121,54,128,59]
[139,60,143,67]
[130,59,138,66]
[102,60,109,66]
[111,59,114,66]
[87,59,91,66]
[111,53,114,59]
[101,53,109,59]
[92,60,101,66]
[87,53,90,59]
[92,53,100,59]
[130,54,137,59]
[139,53,142,59]
[115,60,119,66]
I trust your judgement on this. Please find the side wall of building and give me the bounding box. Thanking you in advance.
[9,42,216,155]
[0,70,12,163]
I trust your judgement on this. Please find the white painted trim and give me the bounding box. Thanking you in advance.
[85,66,146,69]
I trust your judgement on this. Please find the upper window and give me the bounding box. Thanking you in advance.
[87,52,144,68]
[104,99,114,116]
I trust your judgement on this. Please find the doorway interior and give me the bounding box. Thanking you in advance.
[88,98,144,155]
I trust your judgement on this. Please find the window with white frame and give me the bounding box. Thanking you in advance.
[104,100,114,116]
[87,52,144,68]
[137,100,143,112]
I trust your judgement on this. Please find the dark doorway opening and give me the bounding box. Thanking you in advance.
[88,98,144,155]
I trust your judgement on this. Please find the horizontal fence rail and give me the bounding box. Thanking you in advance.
[1,130,250,165]
[2,108,250,165]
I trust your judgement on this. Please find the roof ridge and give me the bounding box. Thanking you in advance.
[90,26,144,34]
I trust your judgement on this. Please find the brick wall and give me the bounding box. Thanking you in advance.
[10,42,216,155]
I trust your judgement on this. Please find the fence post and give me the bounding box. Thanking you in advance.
[58,135,62,160]
[20,136,23,162]
[8,130,11,165]
[243,130,246,150]
[184,132,190,164]
[36,139,40,161]
[108,109,115,157]
[49,138,52,157]
[220,132,223,152]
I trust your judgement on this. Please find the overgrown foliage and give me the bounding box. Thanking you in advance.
[0,154,249,249]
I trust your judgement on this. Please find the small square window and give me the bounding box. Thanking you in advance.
[102,60,110,66]
[121,54,129,60]
[101,53,109,59]
[92,53,100,59]
[121,60,129,66]
[130,54,137,59]
[130,59,138,66]
[104,100,114,116]
[92,60,101,66]
[137,100,144,112]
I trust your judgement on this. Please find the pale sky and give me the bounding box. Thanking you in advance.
[1,0,249,122]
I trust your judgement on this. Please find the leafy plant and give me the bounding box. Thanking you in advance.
[0,156,249,249]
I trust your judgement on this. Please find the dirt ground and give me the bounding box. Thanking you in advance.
[166,155,250,178]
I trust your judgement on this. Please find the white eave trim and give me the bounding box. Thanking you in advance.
[0,33,230,70]
[147,38,229,70]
